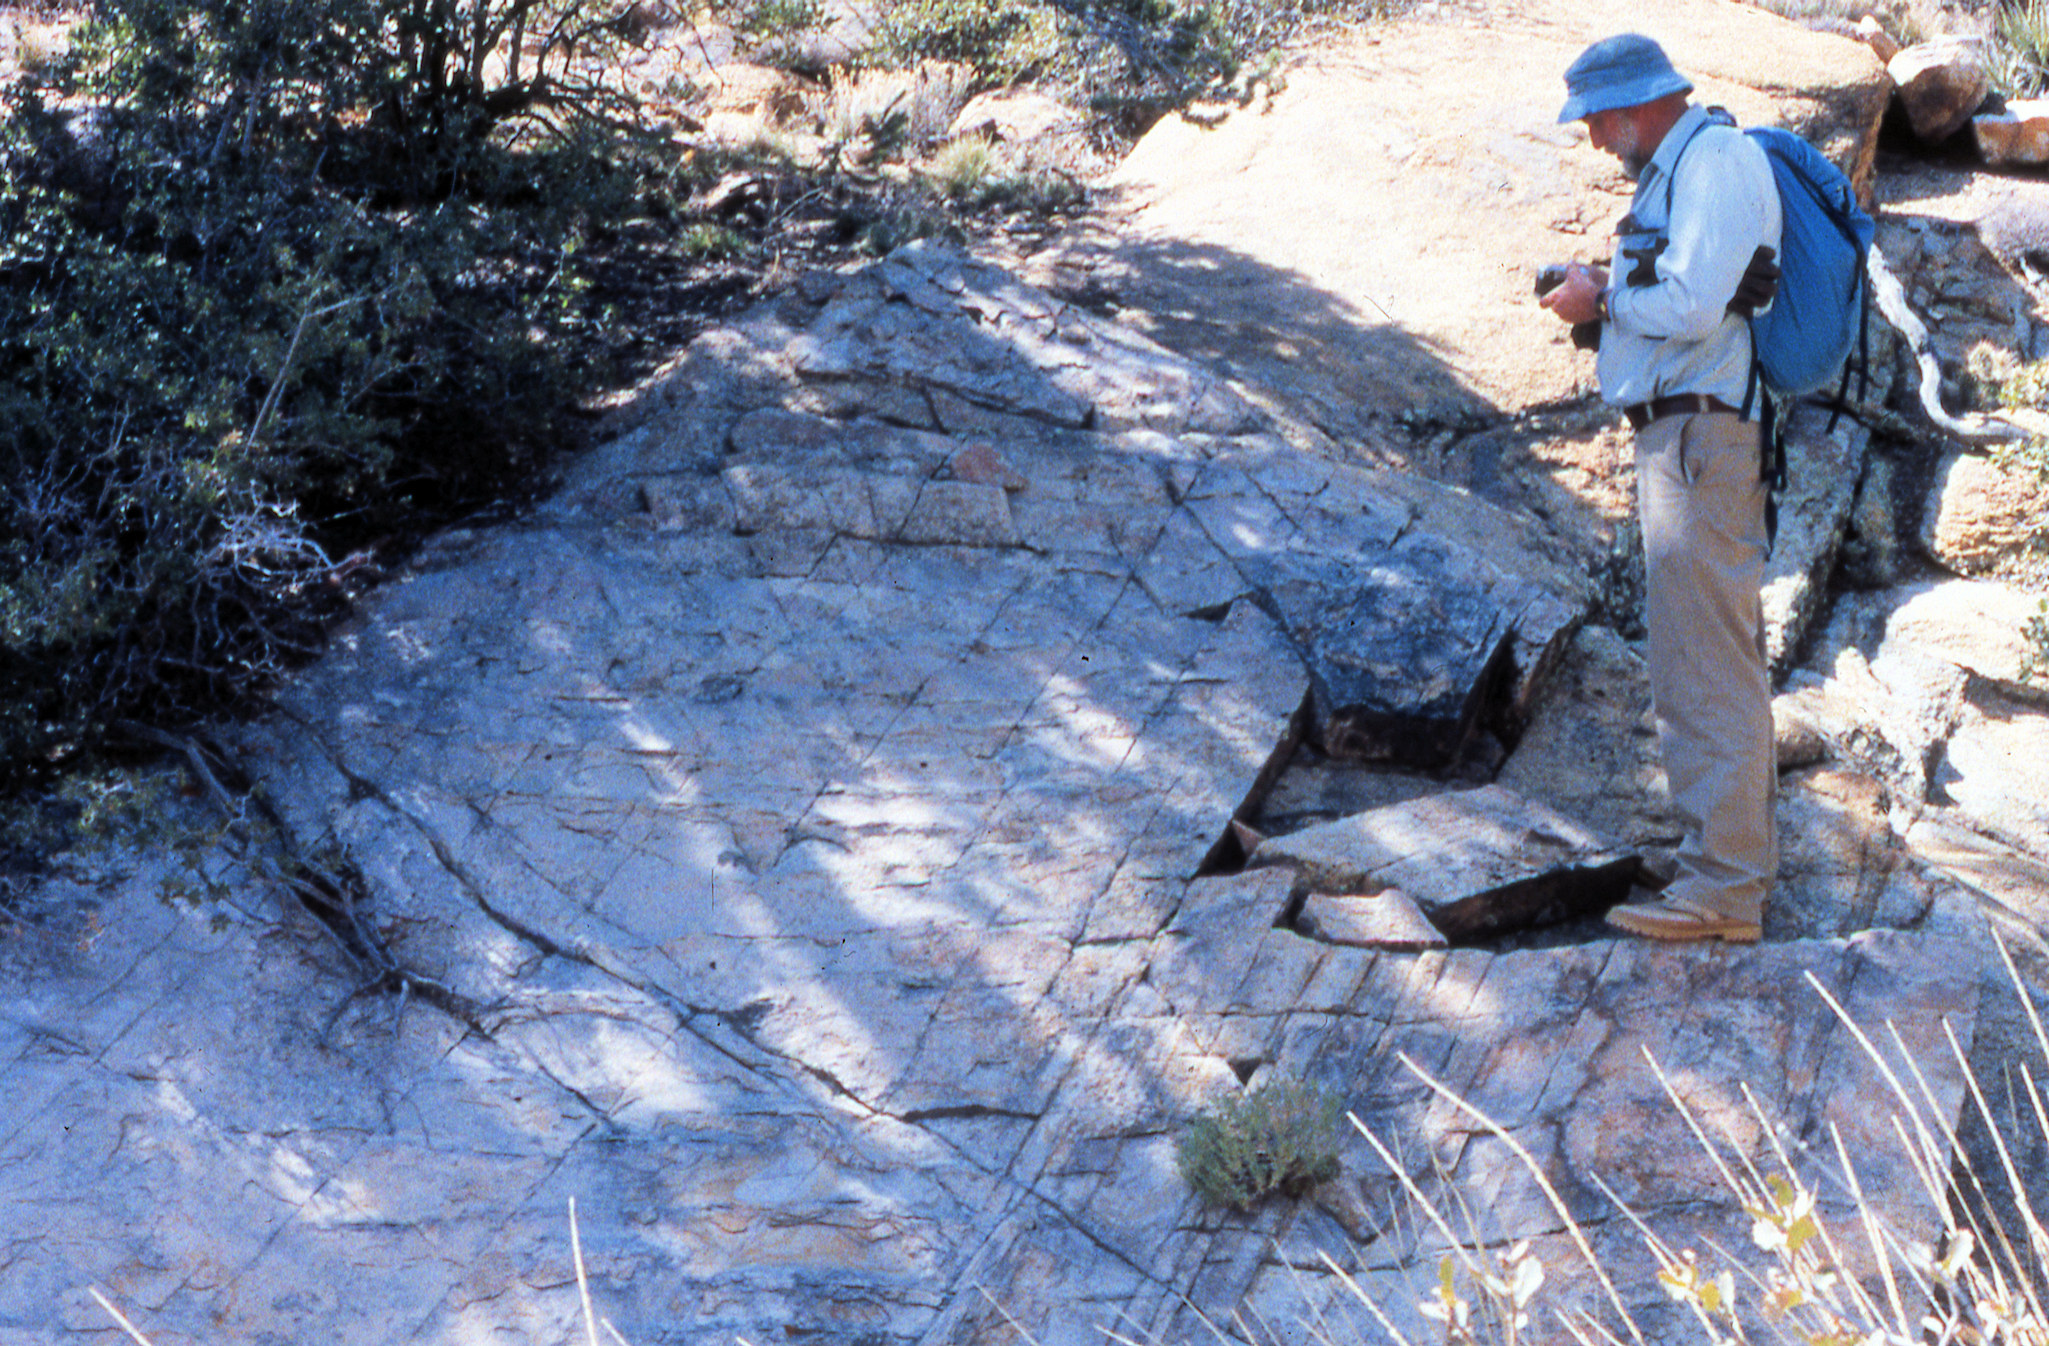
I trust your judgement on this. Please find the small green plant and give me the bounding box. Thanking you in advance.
[678,222,750,260]
[1178,1073,1343,1210]
[1997,0,2049,98]
[2022,598,2049,686]
[978,168,1088,214]
[850,200,960,255]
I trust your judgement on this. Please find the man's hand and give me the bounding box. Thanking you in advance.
[1539,262,1609,327]
[1726,245,1780,318]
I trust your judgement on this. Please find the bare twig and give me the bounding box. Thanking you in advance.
[88,1288,158,1346]
[571,1197,602,1346]
[110,720,241,820]
[1867,243,2021,445]
[249,292,366,446]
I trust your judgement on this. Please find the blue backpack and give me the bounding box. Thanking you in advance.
[1671,113,1875,540]
[1744,125,1875,401]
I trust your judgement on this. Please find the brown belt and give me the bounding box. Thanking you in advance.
[1623,394,1738,431]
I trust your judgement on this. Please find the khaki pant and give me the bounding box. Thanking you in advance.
[1635,410,1776,922]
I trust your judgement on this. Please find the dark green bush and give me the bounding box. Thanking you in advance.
[877,0,1065,81]
[0,0,669,787]
[0,0,1413,796]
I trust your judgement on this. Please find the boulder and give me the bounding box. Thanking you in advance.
[1765,401,1871,672]
[1169,441,1588,772]
[1784,580,2049,848]
[1932,686,2049,855]
[1919,447,2047,577]
[1907,815,2049,929]
[1494,624,1680,862]
[696,60,810,122]
[1975,98,2049,167]
[1773,684,1836,769]
[1888,37,1992,144]
[1878,577,2045,694]
[1840,446,1922,589]
[1787,598,1975,804]
[1774,764,1938,940]
[949,90,1086,144]
[1248,537,1572,767]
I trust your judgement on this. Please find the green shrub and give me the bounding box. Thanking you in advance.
[735,0,828,41]
[975,167,1088,213]
[1178,1073,1343,1209]
[0,0,671,788]
[678,222,752,260]
[1969,340,2049,415]
[875,0,1066,84]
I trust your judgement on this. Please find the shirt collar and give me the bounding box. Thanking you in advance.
[1638,103,1712,195]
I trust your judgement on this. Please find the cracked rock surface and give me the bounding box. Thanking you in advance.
[0,3,2034,1344]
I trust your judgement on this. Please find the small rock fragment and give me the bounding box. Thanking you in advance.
[1298,890,1447,950]
[948,441,1030,492]
[948,89,1086,144]
[1772,689,1834,769]
[1855,15,1901,65]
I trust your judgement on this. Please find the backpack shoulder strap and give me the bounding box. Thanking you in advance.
[1659,110,1732,217]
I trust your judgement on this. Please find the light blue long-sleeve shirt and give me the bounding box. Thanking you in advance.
[1598,105,1783,408]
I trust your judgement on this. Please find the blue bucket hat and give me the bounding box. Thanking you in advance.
[1558,34,1693,123]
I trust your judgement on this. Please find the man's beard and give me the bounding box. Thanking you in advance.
[1613,124,1650,180]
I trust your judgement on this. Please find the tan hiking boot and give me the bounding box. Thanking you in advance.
[1603,891,1761,944]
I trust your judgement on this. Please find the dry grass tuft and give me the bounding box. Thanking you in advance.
[1304,933,2049,1346]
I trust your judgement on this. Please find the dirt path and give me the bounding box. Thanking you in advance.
[1031,0,1884,456]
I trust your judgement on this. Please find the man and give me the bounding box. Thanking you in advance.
[1539,34,1782,943]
